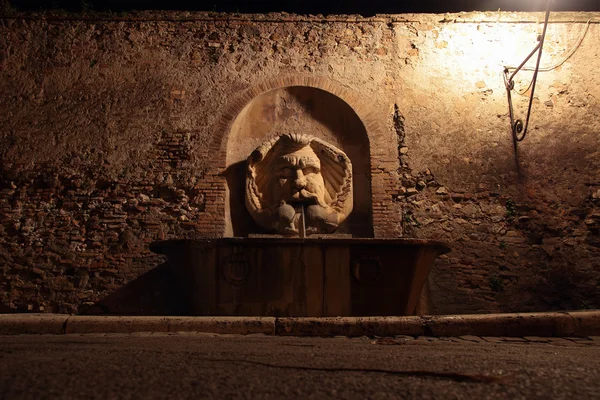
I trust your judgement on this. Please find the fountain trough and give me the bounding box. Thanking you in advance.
[151,130,450,317]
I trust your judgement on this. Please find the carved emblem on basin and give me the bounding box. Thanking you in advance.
[246,133,353,235]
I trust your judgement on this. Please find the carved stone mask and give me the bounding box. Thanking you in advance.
[246,133,353,235]
[271,144,326,206]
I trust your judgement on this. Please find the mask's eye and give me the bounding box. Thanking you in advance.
[303,166,319,175]
[278,167,295,178]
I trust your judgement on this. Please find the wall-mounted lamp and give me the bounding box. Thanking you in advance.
[503,0,551,143]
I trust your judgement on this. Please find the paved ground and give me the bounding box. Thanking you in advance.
[1,333,599,399]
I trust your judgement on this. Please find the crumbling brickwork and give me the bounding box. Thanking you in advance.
[0,11,599,314]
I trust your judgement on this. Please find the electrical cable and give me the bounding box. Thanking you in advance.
[505,19,590,96]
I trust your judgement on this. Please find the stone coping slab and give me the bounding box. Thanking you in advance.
[0,311,598,337]
[275,317,425,337]
[65,316,276,335]
[0,313,69,335]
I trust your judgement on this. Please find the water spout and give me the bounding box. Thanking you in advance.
[299,205,306,239]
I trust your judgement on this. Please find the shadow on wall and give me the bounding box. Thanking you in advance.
[81,263,190,316]
[225,85,374,238]
[82,85,379,315]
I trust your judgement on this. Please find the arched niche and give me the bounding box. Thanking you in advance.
[225,85,373,238]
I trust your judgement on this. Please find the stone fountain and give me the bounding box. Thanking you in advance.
[151,131,450,317]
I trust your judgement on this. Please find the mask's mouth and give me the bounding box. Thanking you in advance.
[287,189,319,205]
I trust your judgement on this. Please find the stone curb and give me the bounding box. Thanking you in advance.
[0,314,69,335]
[64,316,276,335]
[424,311,600,338]
[0,311,598,337]
[277,311,600,337]
[275,317,425,337]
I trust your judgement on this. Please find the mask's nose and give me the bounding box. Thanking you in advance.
[293,169,307,190]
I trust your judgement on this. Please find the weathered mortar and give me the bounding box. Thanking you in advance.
[0,11,599,314]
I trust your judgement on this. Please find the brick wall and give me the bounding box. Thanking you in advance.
[0,11,599,314]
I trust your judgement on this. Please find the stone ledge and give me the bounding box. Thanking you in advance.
[0,311,598,337]
[0,314,69,335]
[64,316,276,335]
[65,316,171,334]
[166,317,276,335]
[424,311,600,338]
[276,317,424,337]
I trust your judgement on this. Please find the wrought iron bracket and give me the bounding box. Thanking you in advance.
[504,0,551,143]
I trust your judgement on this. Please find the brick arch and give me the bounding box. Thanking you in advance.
[201,75,400,238]
[211,75,389,157]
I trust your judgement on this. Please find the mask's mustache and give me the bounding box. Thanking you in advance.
[299,190,327,207]
[297,189,316,199]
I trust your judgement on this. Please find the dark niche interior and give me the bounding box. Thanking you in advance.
[225,86,373,238]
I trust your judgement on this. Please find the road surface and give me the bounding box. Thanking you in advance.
[1,333,599,399]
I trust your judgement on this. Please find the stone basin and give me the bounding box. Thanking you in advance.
[150,238,450,317]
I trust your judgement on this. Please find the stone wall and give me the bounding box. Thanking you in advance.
[1,11,599,314]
